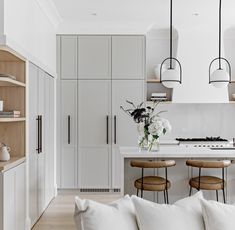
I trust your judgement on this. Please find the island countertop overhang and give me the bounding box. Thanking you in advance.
[120,146,235,158]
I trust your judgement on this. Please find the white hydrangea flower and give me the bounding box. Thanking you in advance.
[148,120,164,136]
[162,118,172,133]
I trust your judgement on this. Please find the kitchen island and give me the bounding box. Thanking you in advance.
[119,146,235,203]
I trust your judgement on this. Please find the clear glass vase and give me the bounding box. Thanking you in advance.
[138,135,160,152]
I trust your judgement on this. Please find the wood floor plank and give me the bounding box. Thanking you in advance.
[33,192,121,230]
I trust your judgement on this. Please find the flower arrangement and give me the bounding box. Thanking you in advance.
[121,101,171,151]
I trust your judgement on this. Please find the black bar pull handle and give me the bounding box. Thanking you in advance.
[68,115,71,144]
[40,115,43,153]
[106,115,109,144]
[114,115,117,144]
[36,116,40,153]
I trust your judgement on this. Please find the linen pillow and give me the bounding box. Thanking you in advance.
[201,199,235,230]
[74,195,138,230]
[132,192,205,230]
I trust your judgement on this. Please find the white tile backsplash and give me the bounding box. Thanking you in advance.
[156,104,235,140]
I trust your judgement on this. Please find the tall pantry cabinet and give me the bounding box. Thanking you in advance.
[57,35,145,190]
[28,63,55,226]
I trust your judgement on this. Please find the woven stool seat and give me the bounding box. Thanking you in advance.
[135,176,171,191]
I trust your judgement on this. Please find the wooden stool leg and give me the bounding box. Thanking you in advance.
[189,186,192,196]
[216,190,219,202]
[163,190,166,204]
[222,188,226,203]
[137,189,139,197]
[141,189,143,198]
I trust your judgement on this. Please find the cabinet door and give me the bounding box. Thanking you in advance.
[44,75,54,206]
[3,163,26,230]
[78,36,111,79]
[15,163,26,230]
[60,80,78,188]
[28,63,39,225]
[3,168,15,230]
[111,80,144,188]
[112,36,145,80]
[78,80,111,188]
[49,77,55,199]
[60,36,77,80]
[38,70,46,215]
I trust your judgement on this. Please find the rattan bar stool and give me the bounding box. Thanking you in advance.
[130,160,176,204]
[186,159,231,203]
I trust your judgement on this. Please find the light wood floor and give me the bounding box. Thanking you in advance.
[33,191,121,230]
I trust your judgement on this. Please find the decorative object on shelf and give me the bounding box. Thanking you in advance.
[154,64,166,79]
[209,0,231,88]
[0,110,20,118]
[0,143,10,162]
[121,101,171,151]
[160,0,182,88]
[232,94,235,100]
[151,92,167,101]
[0,101,3,111]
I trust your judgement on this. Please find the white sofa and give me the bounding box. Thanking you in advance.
[74,192,235,230]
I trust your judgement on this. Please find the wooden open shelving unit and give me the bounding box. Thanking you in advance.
[0,76,26,87]
[146,78,173,102]
[0,117,26,122]
[0,47,26,159]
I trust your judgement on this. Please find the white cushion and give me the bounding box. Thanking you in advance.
[132,192,205,230]
[201,199,235,230]
[74,195,138,230]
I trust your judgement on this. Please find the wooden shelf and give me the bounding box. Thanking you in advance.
[231,81,235,83]
[0,117,26,122]
[0,157,25,172]
[146,79,161,83]
[0,77,25,87]
[146,100,172,104]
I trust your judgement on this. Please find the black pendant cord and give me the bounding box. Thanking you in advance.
[160,0,182,85]
[170,0,173,69]
[219,0,222,69]
[209,0,231,84]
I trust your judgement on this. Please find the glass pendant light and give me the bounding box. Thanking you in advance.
[160,0,182,88]
[209,0,231,88]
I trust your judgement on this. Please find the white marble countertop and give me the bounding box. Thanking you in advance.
[120,146,235,158]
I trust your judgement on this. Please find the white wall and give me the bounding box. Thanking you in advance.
[2,0,58,75]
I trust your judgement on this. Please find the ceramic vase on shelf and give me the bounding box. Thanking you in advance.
[0,143,10,161]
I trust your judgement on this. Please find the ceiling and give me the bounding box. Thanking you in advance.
[52,0,235,33]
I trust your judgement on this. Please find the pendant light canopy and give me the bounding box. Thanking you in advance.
[160,0,182,88]
[209,0,231,88]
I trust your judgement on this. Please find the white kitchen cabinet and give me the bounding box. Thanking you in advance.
[0,163,26,230]
[45,75,55,206]
[78,80,111,188]
[57,35,145,191]
[111,80,145,188]
[112,36,145,80]
[37,69,46,215]
[60,36,77,80]
[78,36,111,79]
[60,80,78,188]
[28,63,55,226]
[28,63,39,226]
